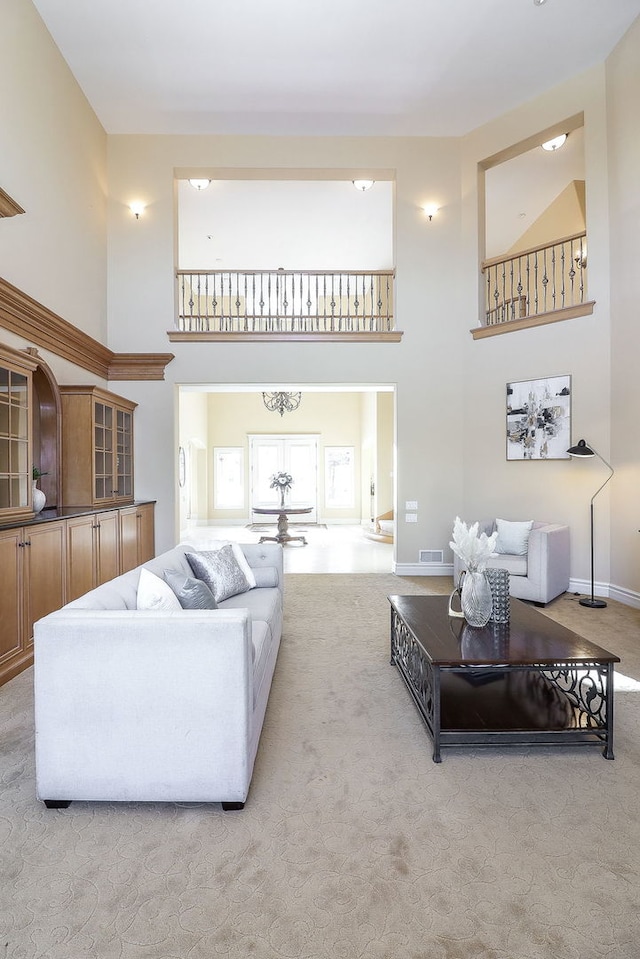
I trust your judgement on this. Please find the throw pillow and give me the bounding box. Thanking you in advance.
[185,545,252,604]
[495,519,534,556]
[181,540,257,589]
[163,570,218,609]
[137,567,182,611]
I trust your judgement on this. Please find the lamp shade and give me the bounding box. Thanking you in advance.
[567,439,595,456]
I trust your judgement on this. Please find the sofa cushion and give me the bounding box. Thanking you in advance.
[495,519,533,556]
[164,570,218,609]
[186,546,252,603]
[182,540,257,588]
[137,568,182,611]
[485,554,528,577]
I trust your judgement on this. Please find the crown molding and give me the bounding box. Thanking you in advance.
[0,187,25,218]
[108,352,176,381]
[0,277,174,380]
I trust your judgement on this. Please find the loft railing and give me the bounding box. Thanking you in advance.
[482,232,587,327]
[176,269,395,334]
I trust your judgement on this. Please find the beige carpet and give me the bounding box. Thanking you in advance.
[2,575,640,958]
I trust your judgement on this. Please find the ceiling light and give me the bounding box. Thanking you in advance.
[533,0,548,6]
[189,178,211,190]
[262,392,302,416]
[352,179,374,192]
[541,134,567,152]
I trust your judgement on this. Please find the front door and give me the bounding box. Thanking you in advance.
[249,435,318,523]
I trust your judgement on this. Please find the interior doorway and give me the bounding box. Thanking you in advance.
[177,384,395,545]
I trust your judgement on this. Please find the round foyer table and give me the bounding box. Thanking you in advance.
[252,506,313,546]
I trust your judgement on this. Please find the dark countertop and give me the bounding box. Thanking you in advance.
[0,501,156,532]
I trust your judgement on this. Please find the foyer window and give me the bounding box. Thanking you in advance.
[325,447,355,509]
[213,447,244,509]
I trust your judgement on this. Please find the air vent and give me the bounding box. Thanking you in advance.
[419,549,443,565]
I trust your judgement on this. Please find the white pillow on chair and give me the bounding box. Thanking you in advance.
[495,519,534,556]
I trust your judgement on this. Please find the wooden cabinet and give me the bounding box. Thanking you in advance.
[0,344,39,524]
[120,502,155,573]
[0,520,65,685]
[65,509,121,603]
[1,502,154,685]
[60,386,137,507]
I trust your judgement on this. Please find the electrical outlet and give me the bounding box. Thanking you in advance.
[405,513,418,523]
[405,500,418,511]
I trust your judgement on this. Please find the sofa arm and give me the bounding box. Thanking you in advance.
[34,608,253,803]
[241,543,284,589]
[526,524,570,604]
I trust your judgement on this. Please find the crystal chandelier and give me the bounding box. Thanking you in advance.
[262,392,302,416]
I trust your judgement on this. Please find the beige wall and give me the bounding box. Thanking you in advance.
[106,133,465,560]
[606,13,640,599]
[2,0,638,598]
[508,180,586,255]
[0,0,107,344]
[461,64,613,591]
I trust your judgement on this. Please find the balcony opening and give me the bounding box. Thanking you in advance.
[173,174,399,340]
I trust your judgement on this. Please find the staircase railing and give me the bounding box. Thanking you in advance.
[176,269,395,334]
[482,232,587,327]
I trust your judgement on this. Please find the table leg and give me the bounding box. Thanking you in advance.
[432,665,442,763]
[604,661,615,760]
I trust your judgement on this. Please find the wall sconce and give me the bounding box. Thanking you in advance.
[574,247,587,269]
[423,204,439,221]
[129,201,145,220]
[352,179,374,192]
[189,179,211,190]
[541,133,567,152]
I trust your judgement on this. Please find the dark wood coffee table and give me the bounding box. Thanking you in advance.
[388,595,620,763]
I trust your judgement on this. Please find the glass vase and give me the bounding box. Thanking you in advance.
[460,568,493,627]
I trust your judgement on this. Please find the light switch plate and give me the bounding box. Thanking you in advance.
[405,513,418,523]
[405,500,418,511]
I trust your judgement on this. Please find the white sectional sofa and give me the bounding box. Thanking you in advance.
[34,542,283,811]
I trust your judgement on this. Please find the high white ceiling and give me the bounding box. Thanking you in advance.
[31,0,640,136]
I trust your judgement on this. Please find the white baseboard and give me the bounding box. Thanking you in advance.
[608,583,640,609]
[393,570,640,609]
[394,562,454,577]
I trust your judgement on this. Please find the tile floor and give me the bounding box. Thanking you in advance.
[180,524,394,574]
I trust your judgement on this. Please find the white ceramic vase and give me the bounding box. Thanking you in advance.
[32,481,46,514]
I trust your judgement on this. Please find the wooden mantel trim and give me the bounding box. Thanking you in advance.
[168,330,403,343]
[0,187,25,218]
[108,352,176,381]
[0,276,174,380]
[471,301,595,339]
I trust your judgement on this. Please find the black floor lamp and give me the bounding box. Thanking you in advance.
[567,439,614,609]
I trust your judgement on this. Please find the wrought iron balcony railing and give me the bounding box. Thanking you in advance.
[174,269,396,338]
[482,232,588,327]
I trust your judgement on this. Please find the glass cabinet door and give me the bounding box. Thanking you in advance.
[116,408,133,499]
[94,401,114,501]
[0,368,30,512]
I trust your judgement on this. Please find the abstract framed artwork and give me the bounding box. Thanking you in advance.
[506,375,571,460]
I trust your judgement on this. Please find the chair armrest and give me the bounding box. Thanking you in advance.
[526,524,570,603]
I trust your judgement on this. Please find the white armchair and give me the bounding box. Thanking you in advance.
[452,520,570,606]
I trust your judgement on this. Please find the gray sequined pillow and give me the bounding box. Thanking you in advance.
[185,545,251,604]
